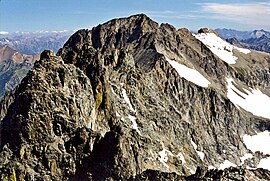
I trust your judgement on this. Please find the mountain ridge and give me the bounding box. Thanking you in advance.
[216,28,270,53]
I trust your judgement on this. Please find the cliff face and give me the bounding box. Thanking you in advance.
[0,14,270,180]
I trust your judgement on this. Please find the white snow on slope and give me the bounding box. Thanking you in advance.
[243,131,270,155]
[227,78,270,119]
[240,153,253,164]
[122,87,136,112]
[235,47,251,54]
[166,57,210,88]
[191,140,205,161]
[195,33,250,64]
[257,157,270,171]
[128,115,141,135]
[177,152,186,164]
[219,160,236,170]
[158,148,173,169]
[208,165,216,170]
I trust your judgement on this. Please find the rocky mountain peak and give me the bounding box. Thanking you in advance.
[250,29,270,39]
[40,49,58,62]
[1,15,270,180]
[198,28,219,35]
[60,14,159,53]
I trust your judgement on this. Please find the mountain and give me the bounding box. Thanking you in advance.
[0,45,39,99]
[0,30,74,55]
[216,28,270,40]
[216,28,270,53]
[249,29,270,39]
[241,35,270,53]
[225,37,245,48]
[215,28,250,40]
[0,14,270,180]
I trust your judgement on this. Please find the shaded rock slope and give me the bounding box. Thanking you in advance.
[0,14,270,180]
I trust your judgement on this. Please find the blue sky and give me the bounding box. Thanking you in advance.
[1,0,270,32]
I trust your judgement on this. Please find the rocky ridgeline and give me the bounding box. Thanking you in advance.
[0,14,270,180]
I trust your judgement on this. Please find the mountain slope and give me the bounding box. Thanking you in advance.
[215,28,251,40]
[0,46,39,99]
[241,35,270,53]
[0,14,270,180]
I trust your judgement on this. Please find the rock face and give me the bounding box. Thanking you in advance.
[0,46,39,99]
[0,14,270,180]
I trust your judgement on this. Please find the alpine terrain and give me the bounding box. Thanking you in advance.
[0,31,73,55]
[0,14,270,180]
[216,29,270,53]
[0,46,39,99]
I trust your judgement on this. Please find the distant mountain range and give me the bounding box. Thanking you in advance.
[216,29,270,53]
[0,30,75,55]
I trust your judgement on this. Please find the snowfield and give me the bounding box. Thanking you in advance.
[243,131,270,155]
[191,139,205,161]
[166,57,210,88]
[195,33,250,64]
[257,157,270,171]
[121,87,136,112]
[219,160,236,170]
[226,78,270,119]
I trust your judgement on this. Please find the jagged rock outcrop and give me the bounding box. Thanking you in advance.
[0,14,270,180]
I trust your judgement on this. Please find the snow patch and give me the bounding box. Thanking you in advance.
[166,57,210,88]
[196,150,204,161]
[51,30,69,33]
[219,160,236,170]
[158,149,172,169]
[115,112,120,117]
[191,140,205,161]
[257,157,270,171]
[128,115,141,135]
[226,78,270,119]
[0,31,9,35]
[208,165,216,170]
[243,131,270,155]
[240,153,253,164]
[110,86,116,95]
[177,152,186,164]
[235,47,251,54]
[122,87,136,112]
[195,33,250,64]
[195,33,237,64]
